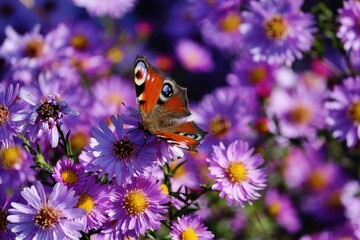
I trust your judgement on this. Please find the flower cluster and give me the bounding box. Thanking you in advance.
[0,0,359,239]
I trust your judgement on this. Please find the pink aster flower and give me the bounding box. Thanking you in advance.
[337,0,360,52]
[7,181,86,239]
[267,82,327,141]
[175,38,214,73]
[325,76,360,147]
[241,0,316,65]
[52,159,87,191]
[170,215,214,240]
[207,139,267,207]
[109,175,169,238]
[265,188,301,233]
[72,0,137,19]
[74,176,112,232]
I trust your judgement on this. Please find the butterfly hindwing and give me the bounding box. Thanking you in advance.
[155,121,207,152]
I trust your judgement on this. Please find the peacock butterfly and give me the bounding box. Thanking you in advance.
[134,55,207,151]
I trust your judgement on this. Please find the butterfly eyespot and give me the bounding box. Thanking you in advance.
[162,83,173,98]
[134,61,147,86]
[179,132,203,140]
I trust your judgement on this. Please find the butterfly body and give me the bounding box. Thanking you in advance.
[134,55,207,151]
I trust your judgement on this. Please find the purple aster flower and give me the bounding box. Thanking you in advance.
[175,39,214,73]
[86,114,157,185]
[325,76,360,147]
[227,55,278,98]
[199,6,243,51]
[241,0,316,65]
[337,0,360,52]
[7,181,85,239]
[72,0,137,18]
[170,215,214,240]
[192,86,259,149]
[0,142,35,190]
[265,188,301,233]
[267,82,327,140]
[0,25,64,70]
[74,176,112,232]
[299,222,356,240]
[52,159,87,191]
[207,139,267,207]
[19,73,80,148]
[0,83,24,148]
[109,175,169,238]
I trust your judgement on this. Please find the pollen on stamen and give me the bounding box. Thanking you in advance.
[122,189,149,216]
[34,207,60,230]
[61,169,78,185]
[181,228,198,240]
[226,162,248,183]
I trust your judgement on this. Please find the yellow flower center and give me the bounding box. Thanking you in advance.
[290,105,312,124]
[0,146,23,170]
[308,168,328,191]
[70,34,89,51]
[326,190,341,209]
[70,131,89,153]
[181,228,198,240]
[220,12,242,32]
[0,104,9,126]
[61,169,78,185]
[76,193,94,214]
[268,201,281,216]
[106,93,124,109]
[264,16,288,40]
[249,66,266,84]
[0,208,8,233]
[348,100,360,124]
[107,47,124,63]
[34,206,60,230]
[227,162,247,183]
[170,163,186,179]
[254,118,269,134]
[122,189,149,216]
[209,116,231,138]
[24,39,43,58]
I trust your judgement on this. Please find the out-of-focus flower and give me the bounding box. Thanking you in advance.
[175,38,214,73]
[227,55,278,98]
[0,142,35,190]
[267,82,327,141]
[265,188,301,233]
[7,181,85,239]
[170,215,214,240]
[91,76,136,122]
[325,76,360,147]
[241,0,316,65]
[0,185,20,239]
[207,140,267,207]
[72,0,137,19]
[52,159,87,191]
[337,0,360,52]
[85,115,156,185]
[74,176,112,232]
[200,7,243,51]
[109,175,169,238]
